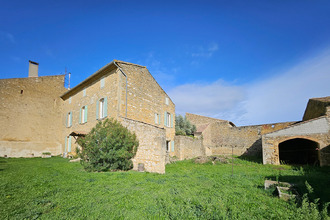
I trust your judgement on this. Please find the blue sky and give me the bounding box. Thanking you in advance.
[1,0,330,125]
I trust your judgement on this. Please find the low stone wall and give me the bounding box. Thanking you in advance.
[0,141,62,157]
[120,117,166,174]
[202,121,296,157]
[174,135,204,160]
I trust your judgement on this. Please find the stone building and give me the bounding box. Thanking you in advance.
[262,96,330,166]
[184,113,295,158]
[0,60,175,173]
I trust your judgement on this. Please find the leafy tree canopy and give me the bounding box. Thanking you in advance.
[77,118,139,172]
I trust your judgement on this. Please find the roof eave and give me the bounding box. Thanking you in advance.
[61,60,117,100]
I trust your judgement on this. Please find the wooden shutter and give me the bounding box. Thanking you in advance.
[164,111,167,126]
[85,105,88,123]
[171,141,174,152]
[68,136,72,152]
[96,100,99,119]
[104,97,108,117]
[69,111,72,127]
[171,113,173,128]
[65,137,67,152]
[79,108,82,124]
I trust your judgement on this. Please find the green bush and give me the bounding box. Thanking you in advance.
[77,118,139,172]
[175,115,196,136]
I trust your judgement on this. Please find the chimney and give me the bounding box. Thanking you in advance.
[28,60,39,77]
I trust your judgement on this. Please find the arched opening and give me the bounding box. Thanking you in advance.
[279,138,319,165]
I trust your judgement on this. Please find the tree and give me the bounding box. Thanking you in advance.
[77,118,139,172]
[175,115,197,136]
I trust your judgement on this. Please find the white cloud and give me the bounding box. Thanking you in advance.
[240,48,330,125]
[191,42,219,58]
[0,31,15,44]
[169,48,330,126]
[168,80,245,117]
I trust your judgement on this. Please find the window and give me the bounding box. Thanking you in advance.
[164,111,172,127]
[154,113,160,124]
[66,111,72,127]
[80,105,88,124]
[96,97,107,119]
[100,77,105,88]
[83,88,86,97]
[166,141,174,152]
[167,113,171,127]
[165,97,169,105]
[166,141,170,152]
[69,97,72,104]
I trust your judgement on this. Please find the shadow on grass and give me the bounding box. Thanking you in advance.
[238,155,263,164]
[266,165,330,206]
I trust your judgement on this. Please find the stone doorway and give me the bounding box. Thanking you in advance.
[279,138,319,165]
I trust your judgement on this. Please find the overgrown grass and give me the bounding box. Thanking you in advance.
[0,156,329,219]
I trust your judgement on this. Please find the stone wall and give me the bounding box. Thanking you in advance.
[303,97,330,121]
[117,62,175,144]
[199,120,295,157]
[0,75,67,157]
[174,135,204,160]
[61,67,119,153]
[186,112,232,126]
[120,117,166,174]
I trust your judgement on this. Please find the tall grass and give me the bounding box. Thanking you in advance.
[0,156,329,219]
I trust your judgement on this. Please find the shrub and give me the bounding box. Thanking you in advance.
[77,118,139,172]
[175,115,197,136]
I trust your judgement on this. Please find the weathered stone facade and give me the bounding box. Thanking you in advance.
[174,135,204,160]
[0,75,67,157]
[1,60,175,173]
[120,117,166,173]
[61,61,175,160]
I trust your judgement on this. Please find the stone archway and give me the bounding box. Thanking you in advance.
[278,138,319,165]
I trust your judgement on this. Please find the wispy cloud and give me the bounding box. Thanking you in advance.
[0,31,15,44]
[168,79,245,117]
[191,42,219,58]
[169,48,330,126]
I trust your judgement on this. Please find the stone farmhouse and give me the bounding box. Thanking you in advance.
[173,97,330,167]
[0,60,175,173]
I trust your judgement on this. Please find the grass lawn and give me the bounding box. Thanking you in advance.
[0,156,329,219]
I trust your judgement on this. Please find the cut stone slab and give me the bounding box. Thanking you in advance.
[69,158,81,163]
[277,186,296,201]
[264,180,293,190]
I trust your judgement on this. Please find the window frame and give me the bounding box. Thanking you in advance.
[66,111,72,127]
